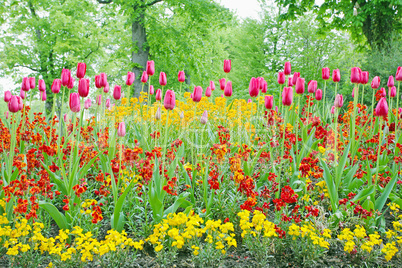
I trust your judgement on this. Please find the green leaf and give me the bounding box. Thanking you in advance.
[39,201,68,230]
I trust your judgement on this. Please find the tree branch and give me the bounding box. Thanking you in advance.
[97,0,113,4]
[146,0,164,7]
[84,41,101,59]
[13,64,40,72]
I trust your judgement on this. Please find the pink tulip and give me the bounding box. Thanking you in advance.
[178,71,185,83]
[315,89,323,100]
[40,90,47,101]
[257,77,265,90]
[224,81,233,97]
[8,95,20,113]
[248,99,252,103]
[61,69,71,87]
[223,59,231,73]
[278,72,285,85]
[389,86,397,98]
[210,81,215,91]
[141,71,148,83]
[331,106,335,114]
[20,90,25,99]
[106,98,111,108]
[67,77,75,89]
[63,113,68,122]
[84,99,92,109]
[97,95,102,105]
[322,67,330,80]
[334,94,343,108]
[99,73,107,88]
[261,80,267,93]
[282,87,293,106]
[192,86,203,102]
[126,72,135,86]
[95,75,102,89]
[350,67,361,84]
[388,76,395,88]
[164,90,176,110]
[352,88,354,98]
[275,106,278,113]
[287,77,293,87]
[69,93,81,113]
[371,76,381,89]
[220,94,224,98]
[104,82,109,93]
[295,77,305,94]
[200,110,208,124]
[113,85,122,100]
[308,80,317,94]
[159,72,167,86]
[146,61,155,76]
[78,79,89,98]
[249,77,259,97]
[396,66,402,82]
[265,95,273,110]
[150,85,155,95]
[380,87,386,97]
[361,71,369,85]
[219,78,226,90]
[5,111,9,119]
[29,77,36,89]
[332,69,340,83]
[284,61,291,75]
[16,96,23,111]
[375,97,388,117]
[76,62,86,79]
[4,91,11,102]
[38,79,46,92]
[118,122,126,137]
[155,107,161,120]
[205,86,212,97]
[292,72,300,86]
[21,77,30,92]
[155,89,162,101]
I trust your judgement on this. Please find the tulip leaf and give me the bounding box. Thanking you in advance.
[39,201,68,230]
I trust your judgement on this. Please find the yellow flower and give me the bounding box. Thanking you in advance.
[318,146,326,154]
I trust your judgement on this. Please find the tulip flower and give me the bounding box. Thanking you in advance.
[224,81,233,97]
[275,106,278,113]
[164,90,176,110]
[63,113,68,122]
[389,86,397,98]
[61,69,71,87]
[156,89,162,101]
[261,80,267,93]
[257,77,265,90]
[159,72,167,86]
[97,95,102,106]
[69,93,81,112]
[155,107,161,120]
[375,97,388,117]
[361,71,369,85]
[200,110,208,124]
[284,61,291,75]
[350,67,361,84]
[388,76,395,88]
[308,80,317,94]
[95,75,102,89]
[219,78,226,90]
[315,89,323,100]
[278,72,285,85]
[331,106,335,114]
[78,79,89,98]
[192,86,203,102]
[282,87,293,106]
[8,95,20,113]
[150,85,155,95]
[322,67,330,80]
[249,77,259,97]
[380,87,386,97]
[126,72,135,86]
[265,95,273,110]
[4,91,11,102]
[295,77,305,94]
[396,66,402,81]
[146,60,155,76]
[223,59,231,73]
[210,81,215,90]
[38,79,46,92]
[220,94,224,98]
[248,99,252,103]
[51,79,61,93]
[205,86,212,97]
[21,77,30,91]
[287,77,293,87]
[105,98,111,109]
[332,69,340,82]
[178,71,185,82]
[292,72,300,86]
[113,85,122,100]
[141,71,148,83]
[76,62,86,79]
[16,96,23,111]
[84,99,92,109]
[334,94,344,108]
[20,90,25,99]
[29,77,36,89]
[99,73,107,88]
[67,77,75,89]
[40,90,47,101]
[371,76,381,89]
[104,82,109,93]
[117,122,126,137]
[5,111,9,119]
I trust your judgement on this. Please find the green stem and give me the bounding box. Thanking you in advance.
[351,84,359,151]
[373,119,383,187]
[59,87,66,145]
[322,80,327,118]
[162,110,171,175]
[67,113,77,190]
[295,96,300,156]
[397,82,401,134]
[277,108,288,198]
[361,85,365,106]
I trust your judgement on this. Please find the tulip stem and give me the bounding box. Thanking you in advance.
[351,84,359,151]
[322,80,327,119]
[162,110,170,175]
[295,95,300,156]
[371,87,376,130]
[256,96,260,138]
[373,118,383,187]
[68,113,77,181]
[361,85,365,106]
[59,87,66,145]
[397,82,401,133]
[277,108,288,198]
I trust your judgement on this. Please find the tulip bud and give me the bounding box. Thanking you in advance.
[38,79,46,92]
[178,71,185,83]
[146,61,155,76]
[117,122,126,137]
[76,62,86,79]
[67,77,75,90]
[292,72,300,86]
[257,77,265,90]
[51,79,61,94]
[21,77,30,92]
[150,85,155,95]
[277,72,285,85]
[210,81,215,91]
[61,69,71,87]
[69,93,81,113]
[265,95,273,110]
[155,107,161,120]
[380,87,386,97]
[322,67,330,80]
[164,90,176,110]
[308,80,317,94]
[315,89,323,100]
[219,78,226,90]
[20,89,25,99]
[95,75,101,89]
[261,80,267,93]
[249,77,259,97]
[113,85,122,100]
[64,113,68,122]
[159,72,167,86]
[361,71,369,85]
[284,61,291,75]
[331,106,335,114]
[78,79,89,98]
[126,72,135,86]
[334,94,344,108]
[200,110,208,124]
[205,86,212,97]
[192,86,203,102]
[332,69,340,83]
[295,77,305,94]
[396,66,402,82]
[5,111,9,119]
[275,106,278,113]
[141,71,148,83]
[156,89,162,101]
[104,82,109,93]
[224,81,233,97]
[371,76,381,89]
[287,77,293,87]
[388,76,395,88]
[4,91,11,102]
[99,73,107,88]
[29,77,36,89]
[248,99,252,103]
[223,59,231,73]
[97,95,102,106]
[389,86,397,98]
[350,67,360,84]
[40,90,47,101]
[375,97,388,117]
[8,95,20,113]
[84,99,92,109]
[282,87,293,106]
